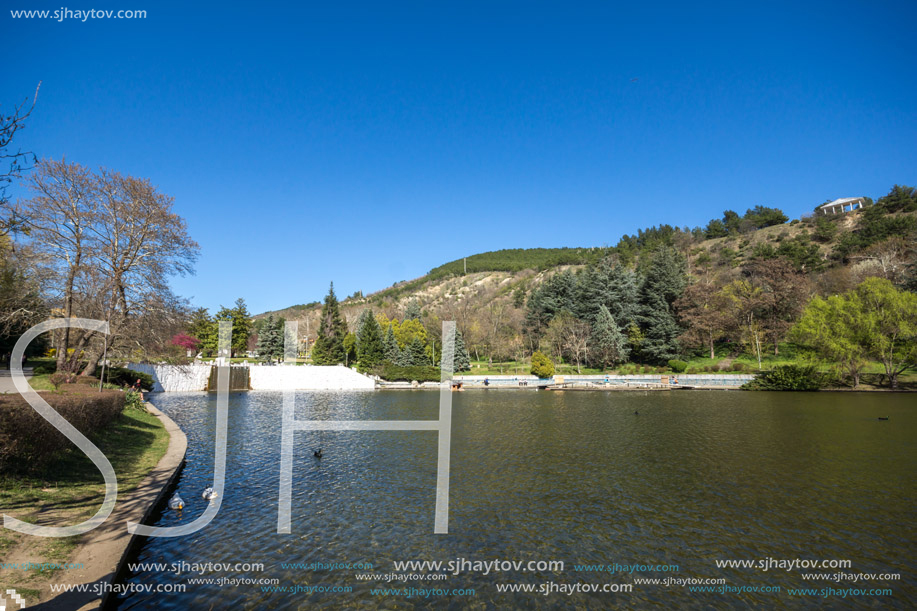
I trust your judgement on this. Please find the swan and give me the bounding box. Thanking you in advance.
[202,487,218,501]
[168,493,184,510]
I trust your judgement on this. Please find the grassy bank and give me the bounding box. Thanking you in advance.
[0,399,169,599]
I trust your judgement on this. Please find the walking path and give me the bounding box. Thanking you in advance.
[30,403,187,611]
[0,367,33,393]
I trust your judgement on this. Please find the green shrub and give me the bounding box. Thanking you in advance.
[0,390,125,472]
[32,363,57,375]
[731,362,746,372]
[104,367,154,390]
[530,351,555,379]
[374,362,441,382]
[667,359,688,373]
[124,390,147,411]
[742,365,823,391]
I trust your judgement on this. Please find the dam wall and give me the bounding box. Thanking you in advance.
[127,363,376,391]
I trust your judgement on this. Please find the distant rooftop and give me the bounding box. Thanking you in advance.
[819,197,865,209]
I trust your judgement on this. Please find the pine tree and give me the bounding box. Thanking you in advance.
[356,309,384,368]
[407,336,428,365]
[405,300,422,321]
[256,314,283,363]
[524,270,577,347]
[452,329,471,372]
[573,258,640,329]
[311,282,348,365]
[589,305,628,368]
[638,247,687,363]
[355,309,375,344]
[382,325,400,363]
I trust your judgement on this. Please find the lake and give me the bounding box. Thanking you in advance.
[113,390,915,609]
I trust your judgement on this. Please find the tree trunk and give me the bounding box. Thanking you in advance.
[56,258,80,371]
[81,346,102,377]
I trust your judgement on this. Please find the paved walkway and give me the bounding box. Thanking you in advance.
[29,404,187,611]
[0,367,32,393]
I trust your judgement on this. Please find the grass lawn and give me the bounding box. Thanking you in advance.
[465,342,917,384]
[0,402,170,597]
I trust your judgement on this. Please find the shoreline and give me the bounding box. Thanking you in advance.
[36,403,187,611]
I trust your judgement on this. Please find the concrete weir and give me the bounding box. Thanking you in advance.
[127,363,376,392]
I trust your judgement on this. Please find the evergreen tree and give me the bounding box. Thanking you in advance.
[311,282,348,365]
[343,332,357,366]
[405,300,422,321]
[355,309,375,347]
[604,264,642,330]
[638,247,687,364]
[589,305,628,368]
[356,309,384,368]
[523,270,577,347]
[214,298,253,356]
[573,257,641,329]
[187,307,217,356]
[407,336,428,365]
[452,329,471,372]
[256,314,283,363]
[382,325,400,363]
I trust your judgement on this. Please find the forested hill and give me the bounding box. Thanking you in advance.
[254,185,916,372]
[427,248,607,278]
[262,187,914,316]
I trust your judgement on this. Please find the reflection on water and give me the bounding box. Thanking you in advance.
[113,390,915,609]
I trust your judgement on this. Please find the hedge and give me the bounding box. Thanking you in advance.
[742,365,824,391]
[374,362,441,382]
[0,388,126,473]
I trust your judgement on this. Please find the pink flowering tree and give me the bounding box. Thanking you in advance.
[171,333,201,352]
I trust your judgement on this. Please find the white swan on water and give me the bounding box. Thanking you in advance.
[202,487,218,501]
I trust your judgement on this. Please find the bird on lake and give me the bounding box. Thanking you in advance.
[634,410,639,415]
[878,416,889,421]
[168,494,184,511]
[313,448,323,458]
[202,487,218,501]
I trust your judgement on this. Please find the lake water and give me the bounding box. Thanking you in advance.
[113,390,915,609]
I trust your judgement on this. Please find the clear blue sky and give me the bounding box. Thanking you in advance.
[4,0,916,315]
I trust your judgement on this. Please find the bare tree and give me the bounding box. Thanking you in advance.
[20,160,199,374]
[22,160,97,370]
[546,310,590,373]
[0,83,40,234]
[851,237,913,285]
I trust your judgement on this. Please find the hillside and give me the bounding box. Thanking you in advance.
[255,188,916,368]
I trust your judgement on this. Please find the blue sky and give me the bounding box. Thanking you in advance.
[4,0,916,314]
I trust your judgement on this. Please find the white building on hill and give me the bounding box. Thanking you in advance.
[818,197,866,215]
